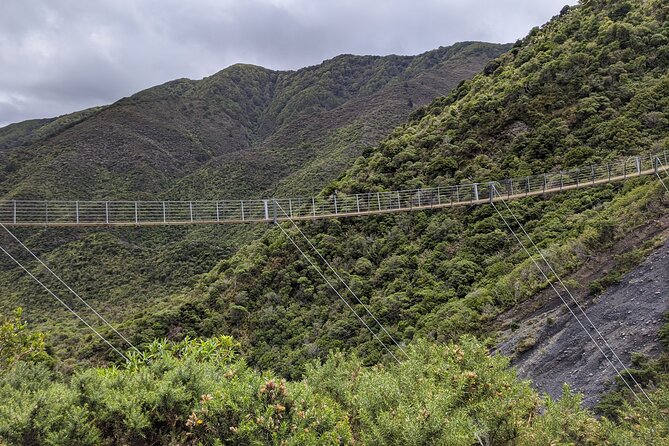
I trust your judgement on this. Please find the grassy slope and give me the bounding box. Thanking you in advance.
[124,0,669,380]
[0,42,507,363]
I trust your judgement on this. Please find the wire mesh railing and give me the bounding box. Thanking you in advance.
[0,151,667,226]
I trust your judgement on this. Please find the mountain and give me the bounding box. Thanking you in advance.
[126,0,669,407]
[0,42,509,362]
[0,42,507,200]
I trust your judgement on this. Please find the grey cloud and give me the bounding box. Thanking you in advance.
[0,0,576,127]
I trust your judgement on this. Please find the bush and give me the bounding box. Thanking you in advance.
[0,337,352,446]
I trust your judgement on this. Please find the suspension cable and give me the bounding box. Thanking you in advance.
[275,202,409,359]
[654,156,669,194]
[0,243,130,363]
[274,221,402,364]
[492,185,654,404]
[488,190,642,403]
[657,172,669,194]
[0,223,141,355]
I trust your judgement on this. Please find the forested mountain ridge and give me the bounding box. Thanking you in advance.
[0,42,508,364]
[125,0,669,404]
[0,41,506,200]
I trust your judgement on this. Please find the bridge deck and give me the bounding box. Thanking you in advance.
[0,154,666,227]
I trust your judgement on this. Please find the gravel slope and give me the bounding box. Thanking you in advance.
[497,238,669,407]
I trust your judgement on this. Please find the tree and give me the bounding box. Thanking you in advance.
[0,308,50,371]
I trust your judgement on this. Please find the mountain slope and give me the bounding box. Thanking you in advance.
[0,42,507,200]
[126,0,669,403]
[0,107,103,152]
[0,42,508,362]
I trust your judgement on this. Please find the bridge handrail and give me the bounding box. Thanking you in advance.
[0,151,666,226]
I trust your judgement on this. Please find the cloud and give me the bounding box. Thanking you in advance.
[0,0,576,127]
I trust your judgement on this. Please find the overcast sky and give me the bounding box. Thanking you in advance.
[0,0,577,127]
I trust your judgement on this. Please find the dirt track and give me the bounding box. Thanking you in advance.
[497,238,669,408]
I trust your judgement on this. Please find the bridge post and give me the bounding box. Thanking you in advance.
[607,164,611,182]
[543,174,547,193]
[76,201,80,224]
[240,201,245,221]
[356,194,360,213]
[473,183,479,202]
[106,201,110,224]
[488,182,495,203]
[12,200,16,224]
[376,192,381,211]
[273,199,277,224]
[215,202,220,223]
[189,201,193,223]
[591,165,595,184]
[437,187,441,205]
[397,191,401,208]
[263,199,269,221]
[635,157,641,175]
[134,202,138,225]
[526,177,530,196]
[576,168,580,188]
[162,202,166,223]
[312,197,316,217]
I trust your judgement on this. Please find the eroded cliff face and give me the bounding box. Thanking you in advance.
[497,223,669,407]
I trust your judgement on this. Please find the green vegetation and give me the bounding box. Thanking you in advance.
[0,308,50,370]
[0,332,352,446]
[0,107,103,152]
[146,181,665,378]
[1,321,667,445]
[1,0,669,443]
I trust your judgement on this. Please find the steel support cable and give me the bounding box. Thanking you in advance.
[492,185,655,405]
[0,223,141,355]
[274,202,409,359]
[0,243,130,363]
[274,221,402,364]
[654,157,669,194]
[276,217,479,440]
[657,172,669,194]
[488,192,642,403]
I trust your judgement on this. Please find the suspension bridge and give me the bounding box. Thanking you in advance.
[1,152,667,227]
[1,149,668,410]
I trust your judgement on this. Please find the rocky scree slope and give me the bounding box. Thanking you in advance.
[497,225,669,407]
